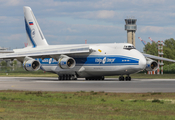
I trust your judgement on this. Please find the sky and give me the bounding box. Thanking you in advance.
[0,0,175,52]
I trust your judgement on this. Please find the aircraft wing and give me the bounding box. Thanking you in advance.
[0,45,90,60]
[143,53,175,62]
[0,50,14,53]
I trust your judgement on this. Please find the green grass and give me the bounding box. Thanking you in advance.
[0,91,175,119]
[0,72,58,77]
[128,73,175,79]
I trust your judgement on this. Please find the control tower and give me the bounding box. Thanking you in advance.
[125,18,137,47]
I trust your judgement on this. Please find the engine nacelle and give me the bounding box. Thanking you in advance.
[23,59,41,71]
[58,57,76,69]
[145,58,158,71]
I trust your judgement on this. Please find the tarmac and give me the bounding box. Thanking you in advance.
[0,77,175,93]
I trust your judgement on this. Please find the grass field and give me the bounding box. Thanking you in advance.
[0,72,175,119]
[0,72,58,77]
[0,91,175,120]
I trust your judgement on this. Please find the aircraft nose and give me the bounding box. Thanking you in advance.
[132,49,146,70]
[139,54,146,70]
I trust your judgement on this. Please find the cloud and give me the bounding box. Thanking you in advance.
[97,10,115,19]
[140,26,164,33]
[0,16,7,21]
[67,28,79,33]
[139,26,175,35]
[84,10,116,19]
[133,0,165,4]
[1,0,23,6]
[0,0,175,51]
[4,34,23,41]
[41,19,123,37]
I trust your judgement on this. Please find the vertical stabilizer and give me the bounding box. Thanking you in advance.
[23,6,48,47]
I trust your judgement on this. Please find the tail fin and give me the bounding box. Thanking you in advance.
[23,6,48,47]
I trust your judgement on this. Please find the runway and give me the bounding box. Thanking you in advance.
[0,77,175,93]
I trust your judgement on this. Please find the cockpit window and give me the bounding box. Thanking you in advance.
[123,45,135,50]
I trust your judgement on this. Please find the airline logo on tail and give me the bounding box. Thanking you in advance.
[31,29,35,38]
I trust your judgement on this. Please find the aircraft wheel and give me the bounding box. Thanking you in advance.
[119,76,122,81]
[59,76,62,80]
[125,76,131,81]
[125,76,129,81]
[68,75,71,80]
[65,75,68,80]
[121,77,123,81]
[119,76,124,81]
[128,76,131,81]
[63,75,66,80]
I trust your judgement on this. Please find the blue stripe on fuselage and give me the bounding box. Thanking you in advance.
[36,55,139,66]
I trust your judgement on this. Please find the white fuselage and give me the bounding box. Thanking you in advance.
[30,43,147,78]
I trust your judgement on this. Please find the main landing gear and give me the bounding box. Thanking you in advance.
[85,76,104,81]
[119,75,131,81]
[58,74,77,80]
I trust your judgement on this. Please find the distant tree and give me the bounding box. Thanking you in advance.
[13,60,17,66]
[1,61,7,67]
[0,60,9,71]
[143,38,175,65]
[143,42,158,56]
[163,38,175,61]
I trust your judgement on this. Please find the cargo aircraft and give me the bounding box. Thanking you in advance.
[1,6,175,81]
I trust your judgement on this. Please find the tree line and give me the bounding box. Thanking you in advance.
[143,38,175,73]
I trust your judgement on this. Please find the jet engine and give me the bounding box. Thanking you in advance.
[58,56,76,69]
[23,59,40,71]
[145,58,158,71]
